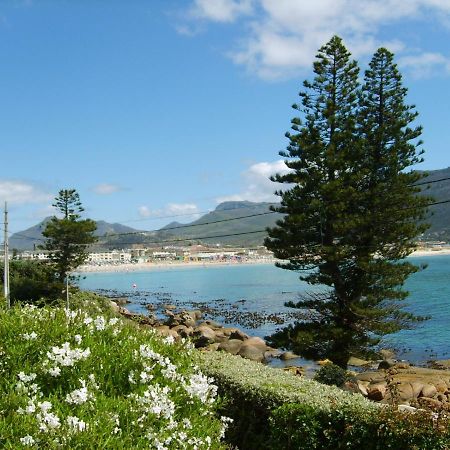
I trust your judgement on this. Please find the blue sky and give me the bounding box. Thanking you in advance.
[1,0,450,233]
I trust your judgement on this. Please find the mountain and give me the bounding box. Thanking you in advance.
[10,167,450,250]
[9,218,141,251]
[420,167,450,240]
[159,201,279,246]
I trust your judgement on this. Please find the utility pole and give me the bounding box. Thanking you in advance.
[3,202,10,309]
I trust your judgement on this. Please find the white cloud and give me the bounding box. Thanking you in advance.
[92,183,123,195]
[0,180,52,205]
[138,203,201,219]
[216,160,292,203]
[182,0,450,79]
[190,0,253,23]
[398,51,450,78]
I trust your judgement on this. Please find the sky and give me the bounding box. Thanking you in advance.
[1,0,450,233]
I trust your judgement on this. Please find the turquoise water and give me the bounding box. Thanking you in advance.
[79,255,450,364]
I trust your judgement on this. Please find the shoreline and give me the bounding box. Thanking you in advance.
[77,248,450,274]
[76,259,275,273]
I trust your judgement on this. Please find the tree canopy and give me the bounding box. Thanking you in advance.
[265,36,430,368]
[40,189,97,283]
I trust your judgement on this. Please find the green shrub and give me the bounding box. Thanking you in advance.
[313,363,347,387]
[198,351,450,449]
[0,293,229,449]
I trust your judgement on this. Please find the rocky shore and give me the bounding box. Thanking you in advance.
[111,299,450,411]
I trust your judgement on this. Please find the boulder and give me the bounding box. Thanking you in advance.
[229,329,250,341]
[428,359,450,370]
[378,359,396,370]
[199,320,222,329]
[162,304,176,310]
[411,382,425,398]
[238,344,265,362]
[155,327,179,340]
[178,313,196,328]
[193,326,216,348]
[348,356,370,367]
[171,325,193,338]
[357,381,369,397]
[283,366,304,376]
[218,339,243,355]
[394,362,410,370]
[245,336,267,350]
[317,359,332,366]
[396,383,414,402]
[207,343,220,352]
[421,384,438,398]
[186,310,203,321]
[379,349,396,360]
[115,297,130,305]
[280,351,299,361]
[367,384,387,401]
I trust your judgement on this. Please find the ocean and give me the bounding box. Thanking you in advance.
[79,254,450,365]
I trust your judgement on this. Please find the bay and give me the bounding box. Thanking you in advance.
[79,255,450,365]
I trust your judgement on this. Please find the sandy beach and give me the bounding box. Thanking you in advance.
[77,248,450,274]
[77,259,275,273]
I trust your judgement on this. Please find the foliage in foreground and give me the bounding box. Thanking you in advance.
[0,292,228,449]
[265,36,430,368]
[198,351,450,450]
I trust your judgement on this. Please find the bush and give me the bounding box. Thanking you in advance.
[0,260,63,305]
[313,363,347,387]
[198,351,450,449]
[0,293,229,449]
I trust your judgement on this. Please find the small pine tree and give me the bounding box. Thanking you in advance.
[265,37,430,368]
[41,189,97,283]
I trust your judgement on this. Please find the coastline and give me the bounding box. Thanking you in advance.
[76,259,275,274]
[77,248,450,274]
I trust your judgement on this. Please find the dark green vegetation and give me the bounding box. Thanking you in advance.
[0,260,62,305]
[200,352,450,450]
[40,189,97,282]
[265,37,430,368]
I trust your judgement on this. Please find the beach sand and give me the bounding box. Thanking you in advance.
[77,248,450,274]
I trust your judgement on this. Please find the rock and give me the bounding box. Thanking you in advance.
[394,362,410,370]
[378,359,396,370]
[379,349,396,360]
[411,382,425,398]
[171,325,193,338]
[367,384,387,401]
[342,380,360,394]
[317,359,332,366]
[357,381,369,396]
[396,383,414,402]
[207,343,220,352]
[265,348,282,359]
[283,366,304,376]
[193,326,216,348]
[280,351,299,361]
[115,297,130,305]
[163,304,176,310]
[418,397,442,409]
[155,328,179,340]
[212,331,229,343]
[145,303,156,311]
[178,313,196,328]
[428,359,450,370]
[238,344,265,362]
[348,356,370,367]
[356,372,387,384]
[245,336,267,350]
[398,405,417,413]
[218,339,243,355]
[436,393,447,403]
[435,382,448,393]
[199,320,222,329]
[421,384,438,398]
[186,310,203,321]
[229,329,250,341]
[110,301,120,313]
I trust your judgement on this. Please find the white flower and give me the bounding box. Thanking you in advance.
[48,367,61,377]
[37,411,60,432]
[18,372,37,383]
[46,342,90,367]
[38,401,52,412]
[19,435,35,446]
[74,334,82,344]
[65,381,93,405]
[184,373,217,404]
[83,317,93,325]
[162,335,175,345]
[66,416,88,433]
[94,316,106,331]
[22,332,38,340]
[109,317,119,326]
